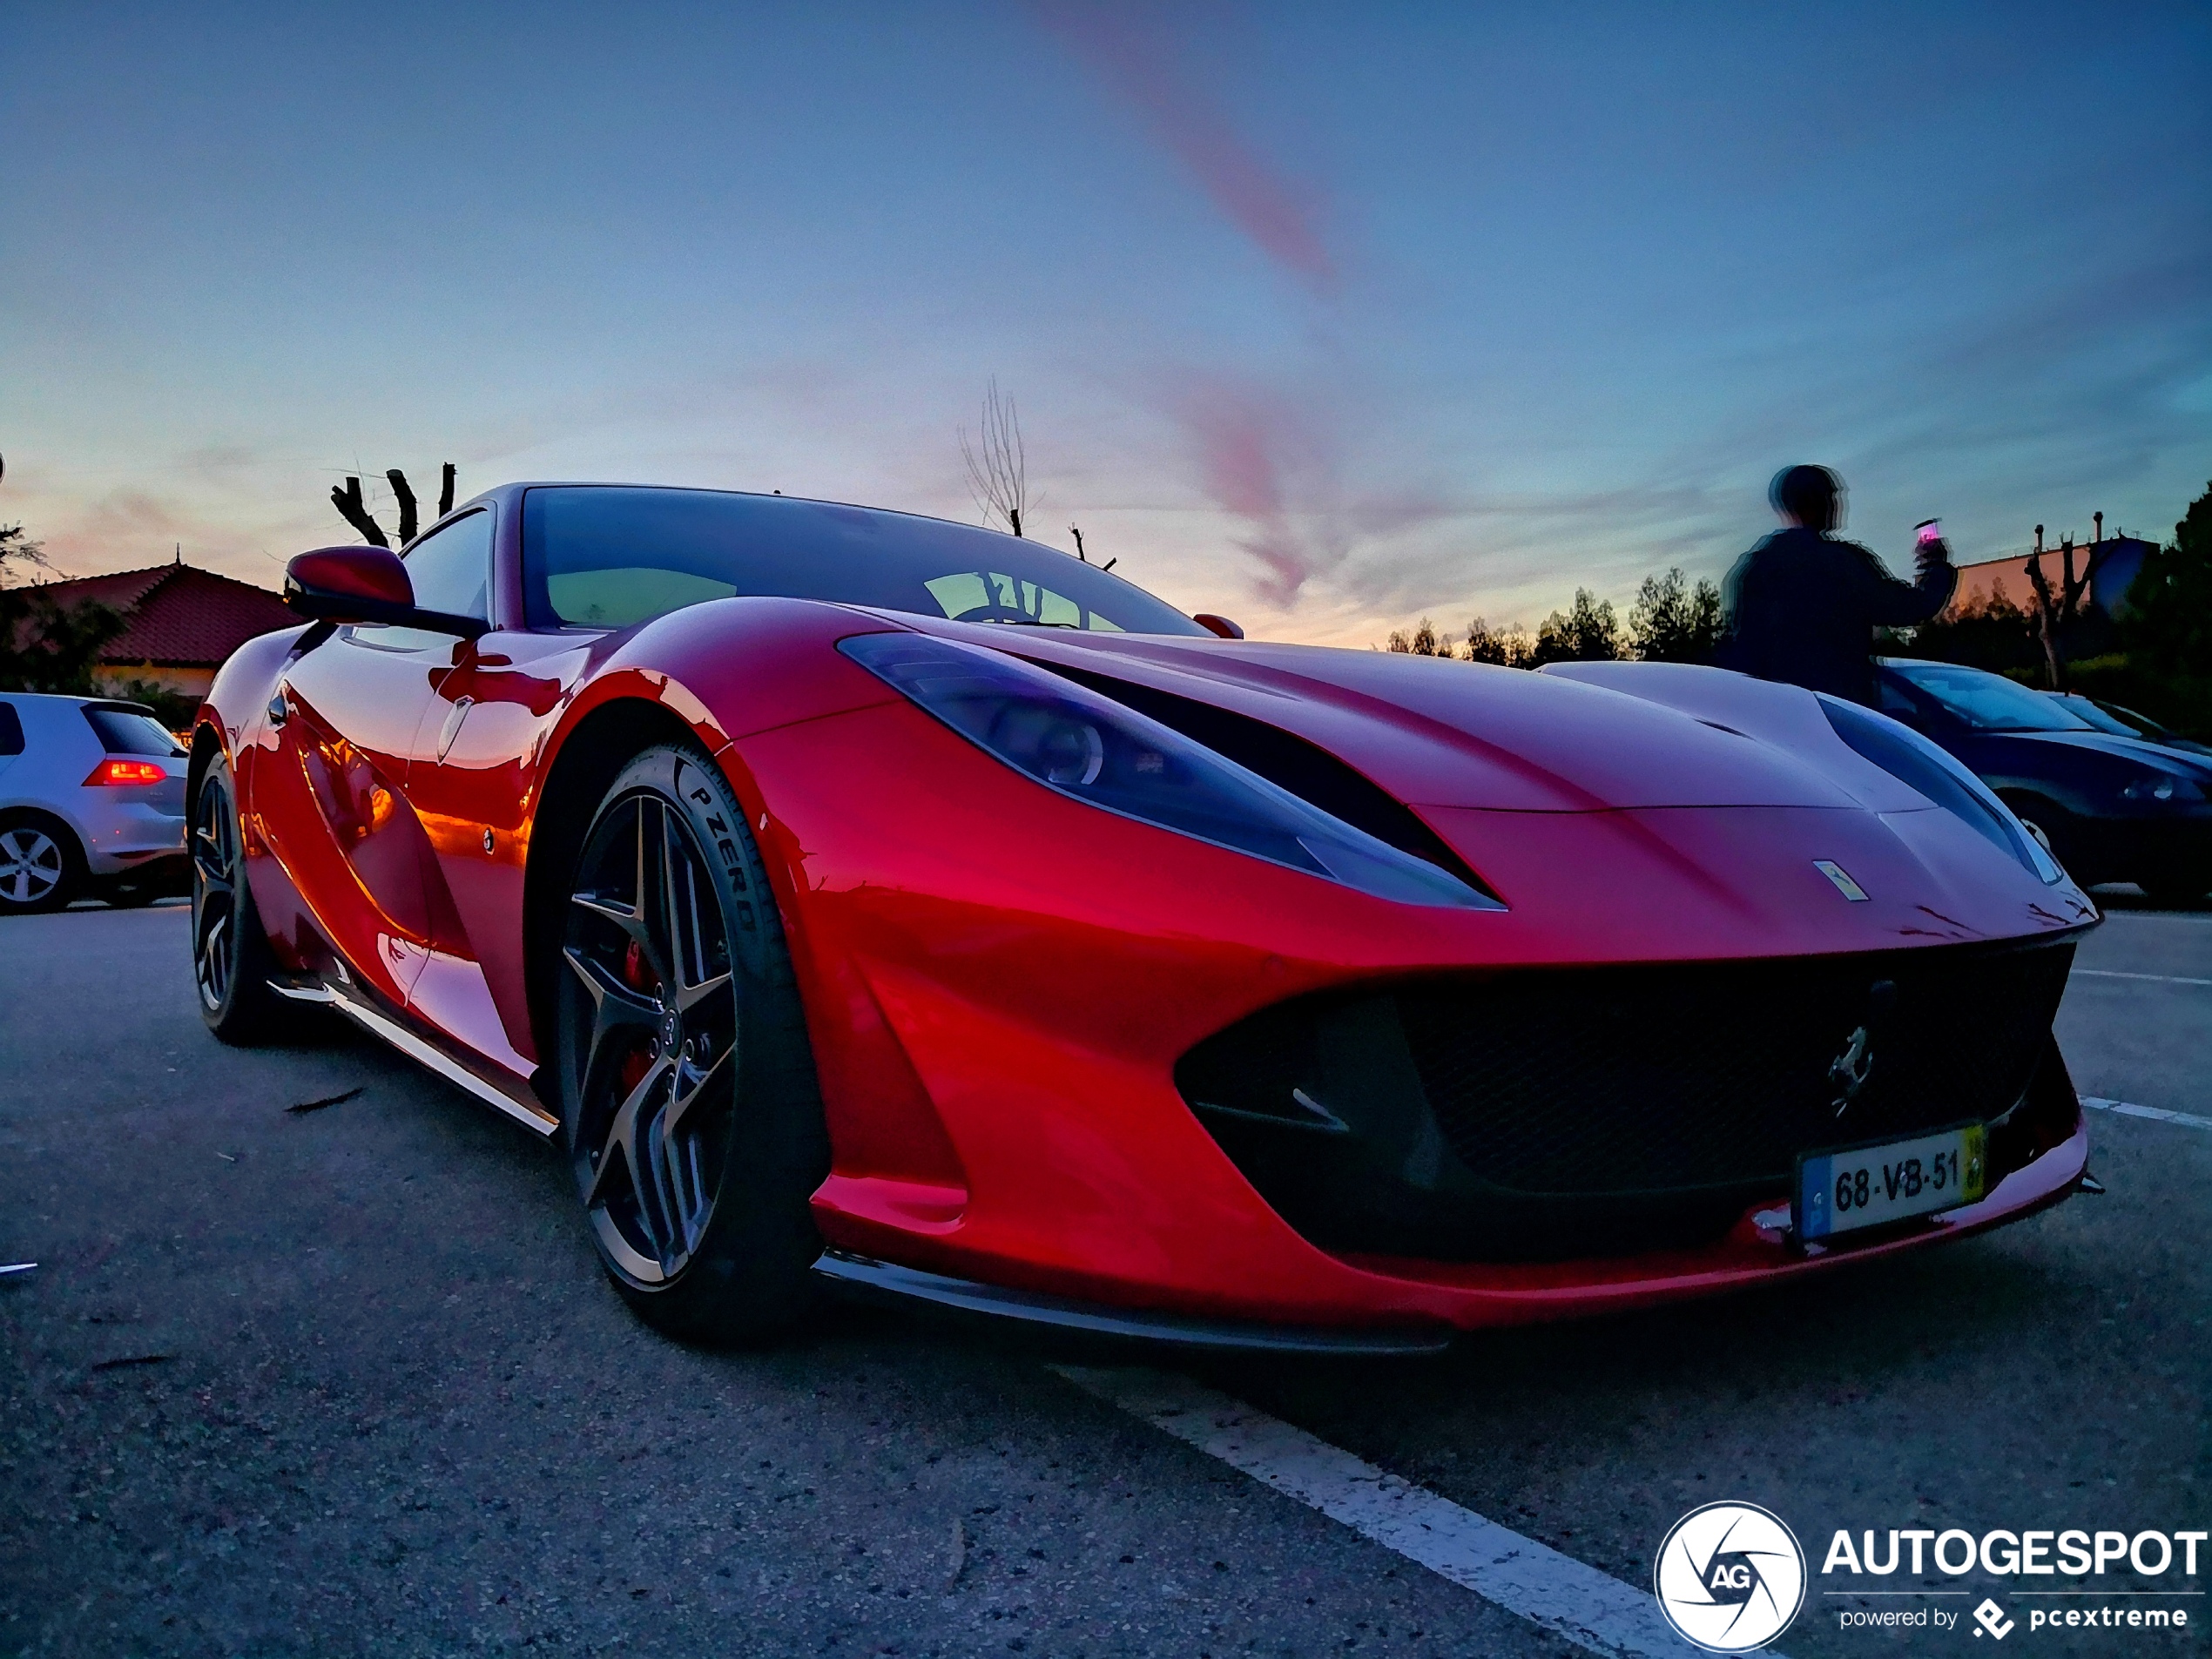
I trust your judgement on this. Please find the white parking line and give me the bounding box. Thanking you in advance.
[2072,969,2212,987]
[1055,1365,1717,1657]
[2082,1096,2212,1132]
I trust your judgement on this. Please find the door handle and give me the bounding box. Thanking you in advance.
[435,696,475,761]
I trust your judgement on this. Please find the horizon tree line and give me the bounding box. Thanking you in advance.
[1386,567,1723,668]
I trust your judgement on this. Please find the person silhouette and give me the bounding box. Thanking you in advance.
[1718,465,1956,705]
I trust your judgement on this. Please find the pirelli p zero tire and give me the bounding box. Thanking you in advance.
[555,743,830,1344]
[192,752,287,1044]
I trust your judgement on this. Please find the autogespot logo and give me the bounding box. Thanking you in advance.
[1655,1502,1808,1653]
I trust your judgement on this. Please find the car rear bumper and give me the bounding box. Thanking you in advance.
[74,792,187,875]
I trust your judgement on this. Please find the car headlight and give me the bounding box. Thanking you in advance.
[1818,695,2066,885]
[840,632,1500,909]
[2121,772,2205,804]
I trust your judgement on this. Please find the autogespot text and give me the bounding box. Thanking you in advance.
[1823,1527,2202,1638]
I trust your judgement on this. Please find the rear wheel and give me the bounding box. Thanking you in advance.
[0,813,83,914]
[192,753,287,1043]
[555,744,828,1343]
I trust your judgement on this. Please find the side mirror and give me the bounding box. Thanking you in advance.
[1194,613,1245,640]
[284,546,488,638]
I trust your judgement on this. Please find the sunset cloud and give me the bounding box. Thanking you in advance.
[1032,3,1335,293]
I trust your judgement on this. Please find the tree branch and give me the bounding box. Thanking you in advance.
[961,378,1029,536]
[2024,547,2064,691]
[386,469,419,545]
[438,462,456,520]
[330,476,389,548]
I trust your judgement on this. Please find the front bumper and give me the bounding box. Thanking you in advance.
[731,700,2094,1341]
[814,1122,2087,1345]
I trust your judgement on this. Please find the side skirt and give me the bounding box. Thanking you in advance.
[273,976,560,1138]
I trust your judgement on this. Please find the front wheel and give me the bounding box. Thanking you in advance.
[2140,866,2212,907]
[555,744,829,1344]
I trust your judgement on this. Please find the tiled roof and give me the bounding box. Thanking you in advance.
[25,563,296,668]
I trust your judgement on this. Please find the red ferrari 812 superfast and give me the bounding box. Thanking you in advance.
[188,484,2099,1352]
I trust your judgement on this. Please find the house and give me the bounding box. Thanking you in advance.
[25,559,295,700]
[1948,532,2156,619]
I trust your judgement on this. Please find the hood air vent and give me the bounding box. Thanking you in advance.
[1025,658,1501,902]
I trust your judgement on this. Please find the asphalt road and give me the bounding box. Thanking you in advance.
[2,898,2206,1658]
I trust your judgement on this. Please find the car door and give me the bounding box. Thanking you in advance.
[253,509,495,1008]
[401,624,596,1080]
[0,700,21,786]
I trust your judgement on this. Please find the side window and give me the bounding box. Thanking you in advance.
[0,702,22,757]
[401,510,494,620]
[1875,676,1919,719]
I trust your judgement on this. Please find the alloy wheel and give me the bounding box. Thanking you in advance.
[563,791,738,1285]
[0,826,64,907]
[192,783,239,1010]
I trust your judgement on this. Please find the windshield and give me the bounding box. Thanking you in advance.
[2050,694,2146,738]
[1885,660,2094,732]
[521,487,1207,636]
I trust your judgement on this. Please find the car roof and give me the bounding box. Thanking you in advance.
[0,691,141,709]
[454,480,1021,543]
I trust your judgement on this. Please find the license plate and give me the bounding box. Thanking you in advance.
[1797,1124,1986,1241]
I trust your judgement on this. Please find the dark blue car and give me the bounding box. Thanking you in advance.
[1875,658,2212,903]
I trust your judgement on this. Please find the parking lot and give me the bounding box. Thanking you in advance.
[2,897,2205,1658]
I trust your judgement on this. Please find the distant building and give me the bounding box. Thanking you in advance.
[26,560,294,699]
[1947,535,2156,619]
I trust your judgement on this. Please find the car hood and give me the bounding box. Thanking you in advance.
[888,621,1869,813]
[1979,727,2212,779]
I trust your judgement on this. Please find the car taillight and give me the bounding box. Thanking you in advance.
[84,758,168,786]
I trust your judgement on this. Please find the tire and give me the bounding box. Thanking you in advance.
[192,752,287,1043]
[2140,868,2212,907]
[554,743,829,1344]
[0,812,84,914]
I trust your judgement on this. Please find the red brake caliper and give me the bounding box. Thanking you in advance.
[617,938,656,1096]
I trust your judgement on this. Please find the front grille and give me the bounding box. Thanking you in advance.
[1396,941,2074,1199]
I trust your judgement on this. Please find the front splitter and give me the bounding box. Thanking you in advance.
[812,1249,1454,1355]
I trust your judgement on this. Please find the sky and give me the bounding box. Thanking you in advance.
[3,2,2208,647]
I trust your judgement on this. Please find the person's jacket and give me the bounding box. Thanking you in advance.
[1718,527,1956,705]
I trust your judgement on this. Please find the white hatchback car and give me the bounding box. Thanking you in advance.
[0,693,189,913]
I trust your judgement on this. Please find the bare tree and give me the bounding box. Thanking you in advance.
[2023,519,2107,691]
[329,464,456,549]
[961,380,1029,537]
